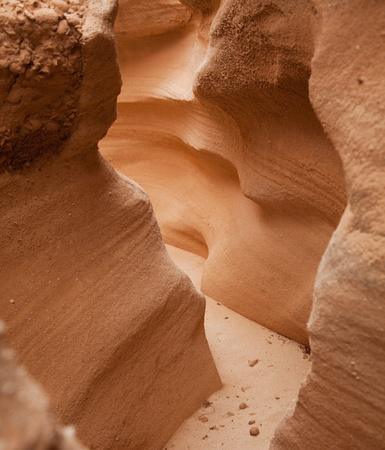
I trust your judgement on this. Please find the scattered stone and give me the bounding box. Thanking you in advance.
[57,19,69,34]
[198,415,208,423]
[24,9,35,20]
[202,400,212,408]
[65,13,80,26]
[241,386,251,392]
[248,359,259,367]
[239,402,248,410]
[9,62,25,75]
[248,420,256,425]
[9,299,15,304]
[249,426,260,437]
[34,7,59,23]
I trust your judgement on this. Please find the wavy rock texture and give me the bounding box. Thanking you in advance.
[0,322,85,450]
[0,1,220,449]
[101,0,346,344]
[272,1,385,448]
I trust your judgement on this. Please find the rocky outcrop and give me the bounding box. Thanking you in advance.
[0,1,220,449]
[0,322,85,450]
[115,0,192,38]
[272,0,385,448]
[101,0,346,343]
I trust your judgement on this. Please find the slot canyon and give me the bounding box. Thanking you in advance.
[0,0,384,449]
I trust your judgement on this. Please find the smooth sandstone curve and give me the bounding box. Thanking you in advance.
[101,0,346,343]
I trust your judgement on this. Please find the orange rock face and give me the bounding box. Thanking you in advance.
[1,0,384,448]
[101,0,385,446]
[101,0,346,343]
[272,0,385,448]
[0,1,220,449]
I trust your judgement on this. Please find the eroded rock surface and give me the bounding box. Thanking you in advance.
[0,0,84,170]
[0,1,220,449]
[102,0,385,447]
[272,0,385,448]
[101,0,346,343]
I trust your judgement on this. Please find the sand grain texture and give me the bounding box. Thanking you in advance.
[272,1,385,448]
[0,1,220,449]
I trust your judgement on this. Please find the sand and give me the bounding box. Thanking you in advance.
[165,245,310,449]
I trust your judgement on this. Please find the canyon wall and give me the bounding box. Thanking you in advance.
[101,0,346,344]
[272,0,385,448]
[0,1,220,449]
[102,0,385,447]
[1,0,384,448]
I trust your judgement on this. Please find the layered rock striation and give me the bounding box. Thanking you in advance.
[101,0,346,343]
[0,1,220,449]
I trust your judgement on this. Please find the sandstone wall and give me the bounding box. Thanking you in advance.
[0,1,220,448]
[101,0,346,343]
[102,0,385,447]
[272,0,385,448]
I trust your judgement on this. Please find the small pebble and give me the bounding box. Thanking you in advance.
[65,12,80,26]
[239,402,248,410]
[249,426,260,437]
[248,359,259,367]
[248,420,256,425]
[57,19,69,34]
[34,7,59,23]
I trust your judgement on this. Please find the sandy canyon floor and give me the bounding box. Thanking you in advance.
[164,246,310,449]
